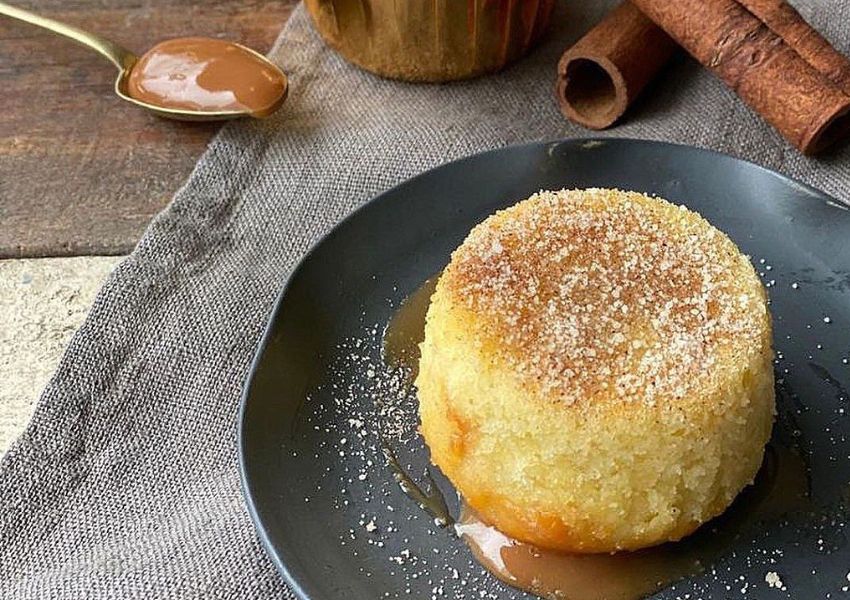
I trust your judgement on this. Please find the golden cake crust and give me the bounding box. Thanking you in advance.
[416,188,774,552]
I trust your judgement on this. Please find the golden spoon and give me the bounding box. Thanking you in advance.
[0,1,288,121]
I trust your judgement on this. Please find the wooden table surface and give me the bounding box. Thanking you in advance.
[0,0,297,258]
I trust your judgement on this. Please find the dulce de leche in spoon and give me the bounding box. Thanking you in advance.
[126,38,288,118]
[0,2,287,121]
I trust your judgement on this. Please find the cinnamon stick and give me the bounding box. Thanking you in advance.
[630,0,850,154]
[556,2,677,129]
[737,0,850,96]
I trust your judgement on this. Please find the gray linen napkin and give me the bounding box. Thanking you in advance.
[2,2,850,598]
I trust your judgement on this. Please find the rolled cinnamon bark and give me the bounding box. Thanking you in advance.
[630,0,850,154]
[737,0,850,96]
[556,1,677,130]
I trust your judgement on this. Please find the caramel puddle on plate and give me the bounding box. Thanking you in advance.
[382,275,438,379]
[455,444,807,600]
[382,275,811,600]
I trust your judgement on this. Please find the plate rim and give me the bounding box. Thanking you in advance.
[237,136,844,599]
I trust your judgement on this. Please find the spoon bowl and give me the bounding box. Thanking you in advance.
[114,43,289,122]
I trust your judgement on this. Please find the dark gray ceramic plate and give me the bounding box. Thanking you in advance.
[240,139,850,600]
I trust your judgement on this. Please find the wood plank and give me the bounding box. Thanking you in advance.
[0,0,297,258]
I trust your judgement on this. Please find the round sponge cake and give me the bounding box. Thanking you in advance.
[416,188,774,553]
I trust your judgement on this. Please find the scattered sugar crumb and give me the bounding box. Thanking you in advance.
[765,571,784,589]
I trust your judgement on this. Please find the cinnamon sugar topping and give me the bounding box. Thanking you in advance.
[441,189,768,406]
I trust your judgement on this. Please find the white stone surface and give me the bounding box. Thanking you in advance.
[0,256,122,455]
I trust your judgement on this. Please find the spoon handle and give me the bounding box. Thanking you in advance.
[0,1,136,70]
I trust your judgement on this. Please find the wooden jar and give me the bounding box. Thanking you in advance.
[304,0,556,82]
